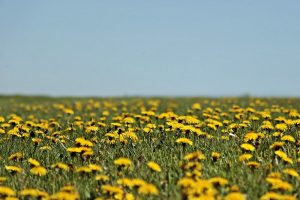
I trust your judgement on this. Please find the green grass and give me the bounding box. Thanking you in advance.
[0,96,299,200]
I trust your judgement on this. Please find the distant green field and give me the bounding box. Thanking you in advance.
[0,96,299,200]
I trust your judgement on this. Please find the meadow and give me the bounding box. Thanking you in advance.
[0,96,299,200]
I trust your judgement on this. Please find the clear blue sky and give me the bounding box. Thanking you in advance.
[0,1,299,97]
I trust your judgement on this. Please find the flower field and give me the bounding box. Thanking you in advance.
[0,96,300,200]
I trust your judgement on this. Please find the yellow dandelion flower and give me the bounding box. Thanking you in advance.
[246,161,260,168]
[32,138,42,144]
[131,178,147,187]
[138,183,159,195]
[120,132,138,143]
[209,177,228,187]
[176,137,193,146]
[75,137,93,147]
[272,132,282,137]
[66,147,82,153]
[50,191,79,200]
[105,132,119,139]
[0,116,5,122]
[125,193,135,200]
[123,117,135,124]
[8,152,23,161]
[63,108,74,115]
[101,185,123,195]
[28,158,41,167]
[147,161,161,172]
[0,186,16,197]
[75,166,92,173]
[267,172,281,179]
[0,177,7,182]
[114,192,135,200]
[283,168,299,178]
[51,163,70,171]
[240,143,255,152]
[269,142,285,150]
[143,127,153,133]
[30,166,47,176]
[82,150,94,157]
[60,185,78,193]
[230,185,240,192]
[117,178,134,188]
[275,123,288,131]
[260,192,296,200]
[281,135,295,143]
[114,157,133,168]
[191,103,201,110]
[111,123,122,128]
[239,154,253,162]
[19,188,48,198]
[40,145,52,151]
[224,192,246,200]
[177,177,196,188]
[282,157,293,164]
[274,150,293,164]
[266,178,293,191]
[244,132,259,142]
[184,169,202,179]
[189,179,216,196]
[211,152,221,161]
[275,150,288,159]
[85,126,99,133]
[88,164,102,172]
[3,196,18,200]
[5,165,23,174]
[95,174,109,182]
[184,151,206,161]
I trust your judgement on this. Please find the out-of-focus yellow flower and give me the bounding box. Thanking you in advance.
[260,192,296,200]
[269,142,285,150]
[28,158,41,167]
[8,152,23,161]
[5,165,23,174]
[240,143,255,152]
[75,137,93,147]
[282,168,299,179]
[95,174,109,182]
[209,177,228,187]
[246,161,260,168]
[30,166,47,176]
[281,135,295,143]
[138,183,159,195]
[266,178,293,191]
[101,185,123,196]
[275,123,288,131]
[244,132,259,142]
[0,177,7,182]
[239,154,253,162]
[176,138,193,146]
[184,151,206,161]
[191,103,201,110]
[211,152,221,161]
[147,161,161,172]
[51,162,70,171]
[19,188,48,198]
[0,186,16,197]
[63,108,74,115]
[224,192,246,200]
[123,117,135,124]
[114,157,133,168]
[275,150,293,164]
